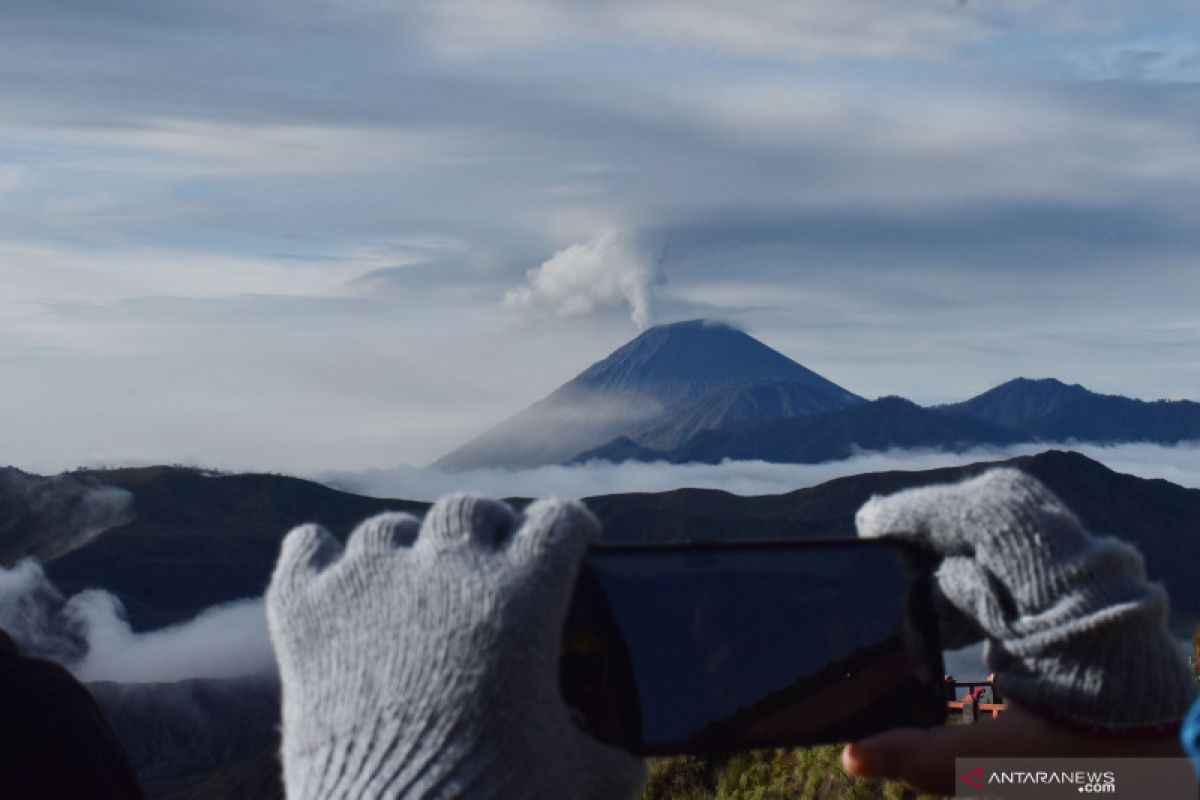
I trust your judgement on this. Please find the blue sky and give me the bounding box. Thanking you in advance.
[3,1,1200,473]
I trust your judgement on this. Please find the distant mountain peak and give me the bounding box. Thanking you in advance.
[641,318,738,334]
[936,378,1091,432]
[940,377,1200,444]
[872,395,922,408]
[573,318,845,397]
[434,320,862,470]
[995,376,1088,393]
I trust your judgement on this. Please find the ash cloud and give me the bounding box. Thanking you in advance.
[0,559,273,683]
[503,231,664,330]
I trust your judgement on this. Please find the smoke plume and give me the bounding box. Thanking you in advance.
[503,230,663,330]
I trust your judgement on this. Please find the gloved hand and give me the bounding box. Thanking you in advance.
[266,494,646,800]
[856,468,1197,732]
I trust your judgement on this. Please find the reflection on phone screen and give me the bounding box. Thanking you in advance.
[579,543,943,753]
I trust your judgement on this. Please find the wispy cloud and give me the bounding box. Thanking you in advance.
[51,119,458,177]
[414,0,993,61]
[3,241,371,308]
[1068,36,1200,82]
[3,0,1200,472]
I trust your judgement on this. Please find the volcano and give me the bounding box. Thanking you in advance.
[434,320,863,470]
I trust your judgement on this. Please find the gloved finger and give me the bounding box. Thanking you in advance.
[345,512,420,559]
[508,498,598,583]
[855,480,974,556]
[420,493,517,552]
[857,468,1072,557]
[497,500,599,679]
[271,523,343,596]
[932,556,1009,649]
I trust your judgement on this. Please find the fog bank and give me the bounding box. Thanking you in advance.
[324,442,1200,501]
[0,559,273,683]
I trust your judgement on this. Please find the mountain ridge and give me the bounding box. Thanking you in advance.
[576,396,1030,464]
[3,450,1191,631]
[436,324,1199,470]
[939,377,1200,443]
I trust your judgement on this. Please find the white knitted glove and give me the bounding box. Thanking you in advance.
[856,468,1197,733]
[266,494,646,799]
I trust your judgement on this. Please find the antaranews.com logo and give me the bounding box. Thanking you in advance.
[955,758,1197,799]
[959,764,1115,794]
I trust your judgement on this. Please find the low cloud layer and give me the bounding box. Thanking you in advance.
[504,231,663,330]
[2,440,1195,689]
[0,559,273,684]
[69,593,273,683]
[325,442,1200,502]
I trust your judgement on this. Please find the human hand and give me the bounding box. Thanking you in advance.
[844,469,1197,793]
[854,468,1195,731]
[266,494,646,800]
[842,701,1187,796]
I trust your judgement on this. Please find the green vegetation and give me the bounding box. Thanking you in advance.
[641,746,944,800]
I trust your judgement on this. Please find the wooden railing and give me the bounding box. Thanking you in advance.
[947,699,1006,719]
[945,680,1007,721]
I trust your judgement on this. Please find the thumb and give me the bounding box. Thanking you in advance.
[842,702,1189,797]
[842,727,955,796]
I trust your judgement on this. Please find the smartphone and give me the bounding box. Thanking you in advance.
[560,538,946,756]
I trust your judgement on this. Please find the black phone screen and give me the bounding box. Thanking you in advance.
[562,540,945,755]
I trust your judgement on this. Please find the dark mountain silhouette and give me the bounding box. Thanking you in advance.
[576,396,1029,464]
[940,377,1200,444]
[576,378,1200,466]
[434,320,863,470]
[142,744,282,800]
[0,451,1189,635]
[38,466,418,629]
[0,635,144,800]
[0,467,135,563]
[89,676,279,784]
[634,377,867,453]
[3,450,1198,798]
